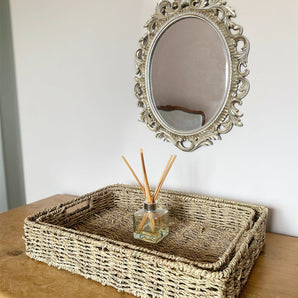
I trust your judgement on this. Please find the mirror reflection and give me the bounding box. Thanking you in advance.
[150,17,229,132]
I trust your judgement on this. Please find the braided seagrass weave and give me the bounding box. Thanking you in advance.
[24,184,267,297]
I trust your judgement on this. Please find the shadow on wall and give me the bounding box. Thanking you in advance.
[266,208,274,235]
[0,0,26,210]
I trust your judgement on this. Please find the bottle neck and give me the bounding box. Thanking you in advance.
[144,202,157,212]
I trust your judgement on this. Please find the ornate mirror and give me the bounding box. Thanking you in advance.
[134,0,250,151]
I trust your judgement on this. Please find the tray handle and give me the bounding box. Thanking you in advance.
[64,199,91,215]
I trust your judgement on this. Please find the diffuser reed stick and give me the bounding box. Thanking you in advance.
[140,149,153,204]
[153,155,177,202]
[122,156,146,196]
[137,213,149,234]
[140,149,155,232]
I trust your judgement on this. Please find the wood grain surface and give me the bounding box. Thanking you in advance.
[0,195,297,298]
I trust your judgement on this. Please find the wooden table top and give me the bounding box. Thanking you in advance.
[0,194,297,297]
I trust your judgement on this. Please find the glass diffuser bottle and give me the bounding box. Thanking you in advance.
[133,202,169,243]
[122,149,176,244]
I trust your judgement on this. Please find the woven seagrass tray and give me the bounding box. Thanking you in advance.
[24,184,267,297]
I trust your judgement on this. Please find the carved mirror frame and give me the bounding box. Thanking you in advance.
[134,0,250,151]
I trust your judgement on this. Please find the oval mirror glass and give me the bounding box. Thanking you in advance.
[149,16,230,133]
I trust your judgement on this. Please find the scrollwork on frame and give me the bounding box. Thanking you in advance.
[134,0,250,151]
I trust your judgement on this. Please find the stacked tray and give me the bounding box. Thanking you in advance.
[24,184,267,297]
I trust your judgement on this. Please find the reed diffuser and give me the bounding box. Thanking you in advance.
[122,149,176,243]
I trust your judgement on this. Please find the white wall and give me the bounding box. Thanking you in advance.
[9,0,298,236]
